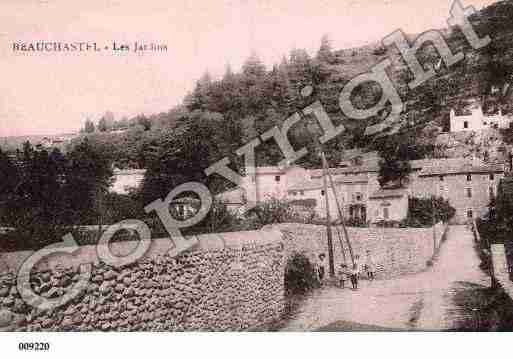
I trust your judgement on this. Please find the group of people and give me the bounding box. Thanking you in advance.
[317,251,375,290]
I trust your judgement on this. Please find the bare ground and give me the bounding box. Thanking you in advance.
[280,225,494,331]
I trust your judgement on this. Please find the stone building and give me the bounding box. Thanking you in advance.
[239,155,505,225]
[450,105,512,132]
[410,158,504,223]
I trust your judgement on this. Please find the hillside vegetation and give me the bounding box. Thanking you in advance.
[5,0,513,200]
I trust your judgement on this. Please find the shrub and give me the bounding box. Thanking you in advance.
[345,217,368,227]
[245,198,295,227]
[374,219,401,228]
[405,196,456,227]
[284,252,318,295]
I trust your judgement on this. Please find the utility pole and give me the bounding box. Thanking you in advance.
[321,152,355,267]
[431,147,437,255]
[321,152,335,277]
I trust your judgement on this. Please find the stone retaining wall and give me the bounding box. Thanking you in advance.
[265,223,447,279]
[491,244,513,297]
[0,230,285,331]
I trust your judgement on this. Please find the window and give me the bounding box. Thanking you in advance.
[466,188,472,198]
[300,190,304,196]
[290,191,297,196]
[489,187,494,199]
[467,209,473,218]
[355,192,363,201]
[464,121,469,129]
[439,175,444,182]
[383,207,389,220]
[467,174,472,181]
[490,173,495,181]
[275,175,280,182]
[321,190,325,196]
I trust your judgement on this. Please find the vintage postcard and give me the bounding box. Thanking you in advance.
[1,0,513,356]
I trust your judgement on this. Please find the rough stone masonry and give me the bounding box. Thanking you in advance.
[266,223,447,279]
[0,230,285,331]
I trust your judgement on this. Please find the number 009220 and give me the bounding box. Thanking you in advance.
[18,342,50,351]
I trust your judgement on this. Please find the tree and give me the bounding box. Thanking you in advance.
[140,111,227,205]
[245,198,294,227]
[22,141,33,162]
[405,197,456,226]
[98,117,108,132]
[103,111,115,128]
[377,137,413,188]
[136,115,152,131]
[242,52,266,80]
[378,156,411,188]
[1,147,70,250]
[186,71,214,111]
[376,132,436,188]
[192,200,240,234]
[0,147,19,201]
[316,34,334,63]
[84,119,95,133]
[65,138,113,225]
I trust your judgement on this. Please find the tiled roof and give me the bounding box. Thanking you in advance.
[288,178,324,191]
[419,159,504,176]
[288,174,368,191]
[410,159,439,170]
[335,175,369,184]
[310,165,379,178]
[369,188,409,199]
[253,166,286,174]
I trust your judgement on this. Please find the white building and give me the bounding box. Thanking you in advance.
[450,105,512,132]
[110,169,146,194]
[240,166,310,203]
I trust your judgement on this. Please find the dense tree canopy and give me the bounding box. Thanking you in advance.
[0,140,113,250]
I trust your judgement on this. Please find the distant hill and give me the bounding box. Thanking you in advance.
[7,0,513,170]
[0,133,78,152]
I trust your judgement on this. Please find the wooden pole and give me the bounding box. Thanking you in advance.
[333,223,347,265]
[432,148,437,255]
[321,153,335,277]
[321,152,355,267]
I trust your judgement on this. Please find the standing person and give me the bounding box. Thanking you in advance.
[365,250,376,281]
[317,253,326,285]
[338,264,348,288]
[354,254,362,279]
[350,262,359,290]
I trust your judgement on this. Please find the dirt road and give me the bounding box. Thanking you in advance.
[281,225,491,331]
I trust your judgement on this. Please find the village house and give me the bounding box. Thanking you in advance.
[410,158,504,223]
[236,152,505,225]
[110,168,147,194]
[450,105,512,132]
[239,166,310,203]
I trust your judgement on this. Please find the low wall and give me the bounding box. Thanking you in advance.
[265,222,447,279]
[0,230,285,331]
[491,244,513,297]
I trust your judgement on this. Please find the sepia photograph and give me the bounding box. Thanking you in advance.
[1,0,513,356]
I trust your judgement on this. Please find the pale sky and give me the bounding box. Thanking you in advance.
[0,0,496,136]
